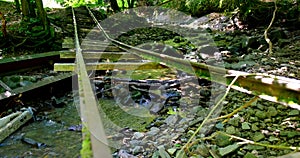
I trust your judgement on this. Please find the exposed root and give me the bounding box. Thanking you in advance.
[264,0,277,54]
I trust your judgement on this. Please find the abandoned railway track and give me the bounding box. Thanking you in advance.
[0,51,73,104]
[53,6,300,157]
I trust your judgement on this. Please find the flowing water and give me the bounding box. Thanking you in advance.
[0,93,82,157]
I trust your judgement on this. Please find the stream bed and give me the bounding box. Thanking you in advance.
[0,93,82,157]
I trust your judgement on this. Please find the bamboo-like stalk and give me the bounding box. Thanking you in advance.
[208,96,259,123]
[175,75,240,157]
[218,131,300,150]
[264,0,277,54]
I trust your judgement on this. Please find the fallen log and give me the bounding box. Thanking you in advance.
[0,108,33,143]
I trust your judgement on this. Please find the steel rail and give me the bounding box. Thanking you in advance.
[86,7,300,109]
[71,8,112,158]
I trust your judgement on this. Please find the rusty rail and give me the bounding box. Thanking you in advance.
[71,8,112,158]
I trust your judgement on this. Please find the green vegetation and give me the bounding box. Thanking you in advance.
[113,69,177,80]
[99,99,155,132]
[80,125,93,158]
[55,0,103,7]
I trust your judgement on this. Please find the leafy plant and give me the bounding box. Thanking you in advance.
[55,0,104,7]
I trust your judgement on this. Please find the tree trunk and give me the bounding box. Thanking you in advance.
[97,0,103,5]
[14,0,21,13]
[28,0,36,17]
[121,0,125,9]
[35,0,49,30]
[0,12,7,38]
[127,0,135,8]
[21,0,30,17]
[110,0,120,12]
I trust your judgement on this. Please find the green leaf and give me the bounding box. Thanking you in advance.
[158,146,171,158]
[176,150,188,158]
[218,143,241,156]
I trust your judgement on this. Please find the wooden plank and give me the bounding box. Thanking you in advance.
[81,41,110,45]
[60,51,141,60]
[0,51,69,64]
[54,62,166,71]
[62,37,74,49]
[81,44,122,52]
[0,51,70,76]
[0,73,73,100]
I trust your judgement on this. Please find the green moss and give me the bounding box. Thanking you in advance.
[164,38,195,50]
[99,99,155,132]
[114,69,177,80]
[80,126,93,158]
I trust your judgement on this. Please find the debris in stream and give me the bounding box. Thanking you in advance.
[21,137,47,148]
[94,75,204,114]
[0,108,33,143]
[68,124,82,132]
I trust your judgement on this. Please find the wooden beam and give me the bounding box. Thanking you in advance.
[81,44,122,52]
[60,51,141,61]
[54,62,166,71]
[0,73,73,100]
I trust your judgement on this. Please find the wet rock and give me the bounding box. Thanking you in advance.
[120,127,136,137]
[133,132,145,140]
[178,117,190,125]
[175,128,185,132]
[146,127,160,136]
[118,149,137,158]
[165,114,178,126]
[132,146,144,155]
[150,103,164,114]
[199,89,211,98]
[129,140,143,146]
